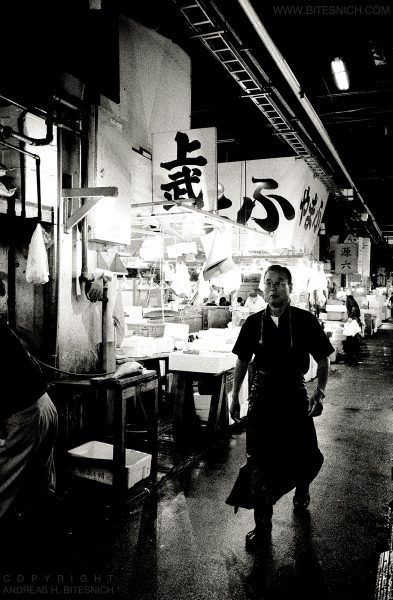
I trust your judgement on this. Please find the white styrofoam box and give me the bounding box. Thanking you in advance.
[327,312,345,321]
[367,294,385,307]
[120,336,174,357]
[326,304,346,312]
[196,328,240,345]
[67,441,151,489]
[205,328,229,335]
[164,323,189,341]
[154,336,175,353]
[120,336,153,357]
[324,319,345,329]
[190,339,234,353]
[169,351,237,373]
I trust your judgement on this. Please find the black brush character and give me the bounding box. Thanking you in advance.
[252,189,295,233]
[237,196,255,225]
[251,177,279,190]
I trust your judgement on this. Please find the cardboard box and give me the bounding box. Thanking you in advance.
[67,441,151,489]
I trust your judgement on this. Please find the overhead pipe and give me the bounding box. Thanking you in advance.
[79,106,94,284]
[0,92,82,143]
[52,94,89,115]
[0,116,53,147]
[0,93,47,119]
[6,188,16,329]
[236,0,383,241]
[35,156,42,222]
[17,109,28,219]
[0,139,42,222]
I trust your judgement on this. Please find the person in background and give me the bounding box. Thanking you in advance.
[345,295,362,329]
[343,295,363,364]
[244,288,267,313]
[231,295,245,327]
[219,296,230,306]
[0,317,58,525]
[165,286,188,305]
[230,265,334,553]
[205,284,221,306]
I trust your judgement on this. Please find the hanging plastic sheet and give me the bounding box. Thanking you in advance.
[25,224,49,284]
[201,228,234,281]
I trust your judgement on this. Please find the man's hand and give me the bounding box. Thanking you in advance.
[230,394,241,423]
[308,389,324,417]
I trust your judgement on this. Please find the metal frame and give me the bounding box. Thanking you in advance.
[174,0,339,191]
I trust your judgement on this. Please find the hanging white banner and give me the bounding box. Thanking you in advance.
[357,237,371,279]
[218,157,329,254]
[152,127,217,212]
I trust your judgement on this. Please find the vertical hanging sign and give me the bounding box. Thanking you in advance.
[358,237,371,279]
[335,243,359,273]
[152,127,217,212]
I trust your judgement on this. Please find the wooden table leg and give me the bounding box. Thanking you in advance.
[112,388,128,494]
[172,372,200,449]
[145,386,159,478]
[207,373,229,440]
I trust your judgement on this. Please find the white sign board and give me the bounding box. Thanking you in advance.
[152,127,217,212]
[218,157,329,254]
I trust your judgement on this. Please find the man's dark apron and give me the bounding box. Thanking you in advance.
[246,308,324,507]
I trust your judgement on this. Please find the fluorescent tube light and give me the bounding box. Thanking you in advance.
[331,57,349,91]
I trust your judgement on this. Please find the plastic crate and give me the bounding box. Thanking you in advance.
[67,441,151,489]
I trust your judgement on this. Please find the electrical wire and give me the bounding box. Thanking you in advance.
[35,357,114,378]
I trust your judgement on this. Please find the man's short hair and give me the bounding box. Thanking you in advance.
[265,264,292,285]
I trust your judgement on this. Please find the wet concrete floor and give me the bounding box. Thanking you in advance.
[1,324,393,599]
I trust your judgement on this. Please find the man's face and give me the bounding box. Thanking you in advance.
[264,269,292,308]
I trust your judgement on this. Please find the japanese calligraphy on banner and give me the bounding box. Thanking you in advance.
[359,237,371,278]
[217,157,329,253]
[152,127,217,212]
[376,266,387,286]
[335,243,359,273]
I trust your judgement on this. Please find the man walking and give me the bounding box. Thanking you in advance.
[230,264,334,552]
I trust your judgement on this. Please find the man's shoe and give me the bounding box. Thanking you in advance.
[245,525,271,553]
[293,488,310,511]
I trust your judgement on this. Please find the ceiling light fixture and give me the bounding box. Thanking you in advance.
[331,57,350,91]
